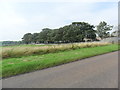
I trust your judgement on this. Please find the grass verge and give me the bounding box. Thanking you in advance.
[2,44,118,78]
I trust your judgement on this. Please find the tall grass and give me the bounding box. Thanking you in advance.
[2,42,111,59]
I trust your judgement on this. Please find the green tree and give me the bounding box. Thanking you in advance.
[39,28,52,43]
[32,33,39,43]
[22,22,98,44]
[22,33,32,44]
[96,21,113,39]
[72,22,96,41]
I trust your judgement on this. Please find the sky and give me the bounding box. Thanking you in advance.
[0,0,118,41]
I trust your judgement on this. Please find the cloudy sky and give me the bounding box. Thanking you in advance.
[0,0,118,41]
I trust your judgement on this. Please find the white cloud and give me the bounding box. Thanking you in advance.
[1,0,119,2]
[0,2,27,27]
[33,2,117,27]
[0,2,28,41]
[0,1,118,41]
[29,3,94,29]
[90,5,118,26]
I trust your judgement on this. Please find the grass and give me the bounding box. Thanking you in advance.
[2,44,52,47]
[2,42,111,59]
[2,44,118,78]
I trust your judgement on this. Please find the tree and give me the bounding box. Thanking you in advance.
[52,28,64,43]
[96,21,113,39]
[71,22,96,41]
[22,33,32,44]
[32,33,39,43]
[2,41,23,46]
[39,28,52,43]
[21,22,99,44]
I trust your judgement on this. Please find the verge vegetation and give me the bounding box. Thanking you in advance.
[2,42,110,59]
[2,44,118,78]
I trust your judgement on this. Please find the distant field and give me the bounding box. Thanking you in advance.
[2,42,111,59]
[2,44,118,78]
[2,44,52,47]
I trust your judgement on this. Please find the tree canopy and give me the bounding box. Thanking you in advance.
[22,21,113,44]
[96,21,113,39]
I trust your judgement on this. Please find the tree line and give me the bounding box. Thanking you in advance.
[22,21,113,44]
[1,41,23,46]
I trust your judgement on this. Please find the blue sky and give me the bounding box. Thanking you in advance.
[0,1,118,41]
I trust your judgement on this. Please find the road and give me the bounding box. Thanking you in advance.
[2,51,118,88]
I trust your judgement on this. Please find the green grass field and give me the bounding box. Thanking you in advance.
[2,44,118,78]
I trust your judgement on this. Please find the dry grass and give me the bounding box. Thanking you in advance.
[2,42,111,59]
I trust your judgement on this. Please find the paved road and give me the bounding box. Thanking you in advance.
[2,51,118,88]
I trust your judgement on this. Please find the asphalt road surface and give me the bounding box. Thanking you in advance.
[2,51,118,88]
